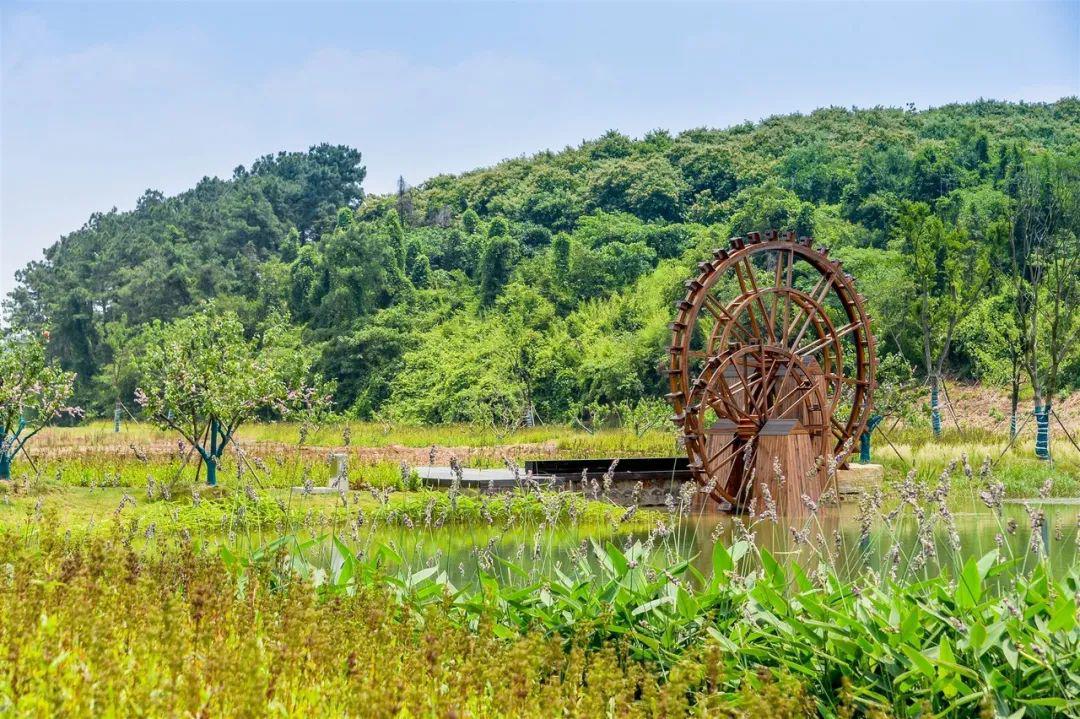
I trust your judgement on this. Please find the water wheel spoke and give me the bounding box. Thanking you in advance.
[797,320,860,358]
[705,438,739,468]
[787,274,835,351]
[702,295,755,344]
[770,382,817,420]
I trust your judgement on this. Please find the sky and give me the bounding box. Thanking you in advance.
[1,1,1077,299]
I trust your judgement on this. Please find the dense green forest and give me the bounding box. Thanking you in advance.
[6,99,1080,431]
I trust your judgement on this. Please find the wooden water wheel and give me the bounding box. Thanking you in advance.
[667,230,876,510]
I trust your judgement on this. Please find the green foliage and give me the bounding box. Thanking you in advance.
[136,305,329,483]
[7,100,1080,424]
[479,235,519,305]
[1,530,825,718]
[0,333,80,478]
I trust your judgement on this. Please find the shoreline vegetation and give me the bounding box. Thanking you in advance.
[1,445,1077,718]
[18,414,1080,498]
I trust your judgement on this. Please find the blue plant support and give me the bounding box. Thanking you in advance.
[930,381,942,437]
[1034,404,1050,460]
[859,414,884,463]
[0,417,27,481]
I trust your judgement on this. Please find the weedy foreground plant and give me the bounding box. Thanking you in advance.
[3,454,1077,718]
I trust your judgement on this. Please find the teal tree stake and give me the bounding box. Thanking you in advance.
[859,414,884,463]
[0,332,81,480]
[1034,404,1050,460]
[135,304,331,485]
[929,379,942,437]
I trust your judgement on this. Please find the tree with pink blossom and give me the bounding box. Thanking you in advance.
[136,304,331,485]
[0,332,82,480]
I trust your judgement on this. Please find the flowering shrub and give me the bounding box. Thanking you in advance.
[0,333,81,480]
[136,306,331,485]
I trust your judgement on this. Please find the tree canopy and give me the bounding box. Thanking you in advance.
[5,100,1079,434]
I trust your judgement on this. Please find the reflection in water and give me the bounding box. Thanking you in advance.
[306,501,1079,589]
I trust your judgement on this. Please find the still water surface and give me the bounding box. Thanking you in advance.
[322,500,1079,587]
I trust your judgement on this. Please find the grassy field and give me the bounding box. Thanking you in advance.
[22,419,1080,498]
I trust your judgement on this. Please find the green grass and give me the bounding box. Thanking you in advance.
[1,532,817,719]
[22,419,1080,499]
[872,426,1080,497]
[0,481,655,543]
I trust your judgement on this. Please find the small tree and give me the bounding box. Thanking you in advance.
[1009,154,1080,459]
[0,333,81,480]
[895,203,990,436]
[136,306,329,485]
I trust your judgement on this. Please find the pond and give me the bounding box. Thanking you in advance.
[310,499,1080,588]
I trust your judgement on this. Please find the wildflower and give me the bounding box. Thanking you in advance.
[679,481,696,514]
[449,456,463,497]
[758,483,778,523]
[939,505,961,551]
[772,455,786,488]
[1025,503,1045,555]
[789,526,809,545]
[979,481,1005,515]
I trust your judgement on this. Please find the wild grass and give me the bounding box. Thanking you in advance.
[0,482,651,543]
[0,532,816,719]
[19,418,1080,500]
[874,427,1080,497]
[3,453,1077,717]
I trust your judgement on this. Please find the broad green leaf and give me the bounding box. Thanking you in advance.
[956,556,982,610]
[712,541,733,578]
[1048,595,1077,632]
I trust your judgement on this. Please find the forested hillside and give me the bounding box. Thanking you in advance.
[7,99,1080,427]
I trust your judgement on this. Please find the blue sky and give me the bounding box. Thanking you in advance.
[2,1,1077,298]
